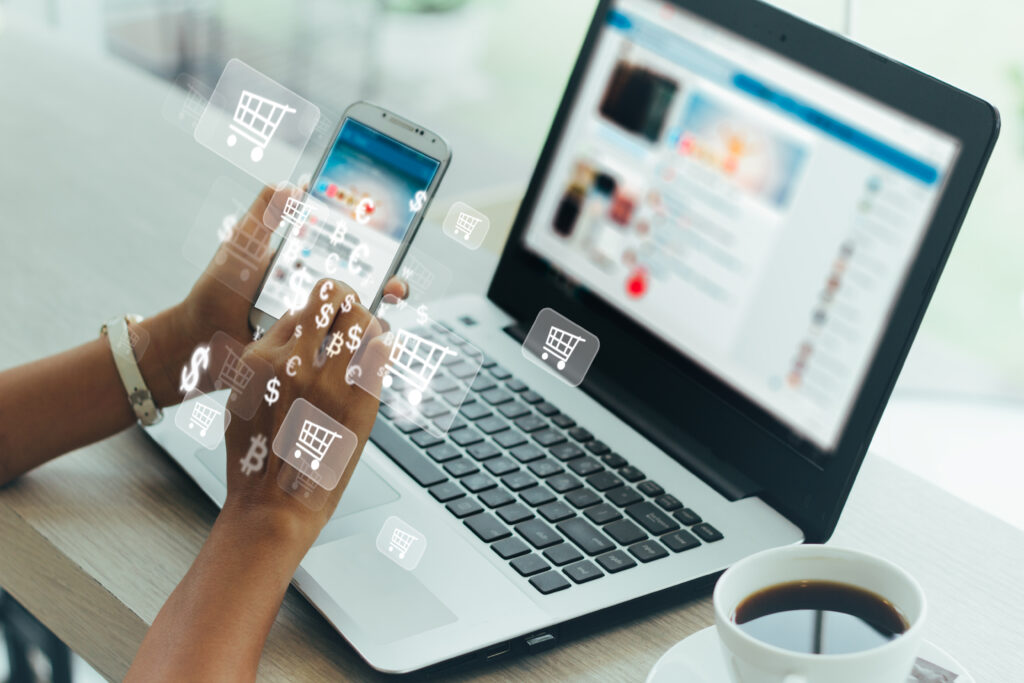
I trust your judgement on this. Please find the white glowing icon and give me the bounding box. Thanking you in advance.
[380,329,456,406]
[388,526,419,560]
[226,90,296,162]
[542,326,585,371]
[281,196,313,228]
[188,400,222,438]
[453,211,481,241]
[294,419,343,471]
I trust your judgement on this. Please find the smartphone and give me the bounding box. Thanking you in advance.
[249,101,451,332]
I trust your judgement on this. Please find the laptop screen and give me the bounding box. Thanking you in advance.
[521,0,960,451]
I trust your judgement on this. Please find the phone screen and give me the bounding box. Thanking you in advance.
[254,117,441,319]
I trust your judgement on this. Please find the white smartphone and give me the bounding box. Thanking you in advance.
[249,101,451,332]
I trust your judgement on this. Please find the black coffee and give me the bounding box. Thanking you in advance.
[733,580,908,655]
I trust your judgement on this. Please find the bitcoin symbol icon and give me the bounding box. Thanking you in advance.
[416,304,429,325]
[241,434,268,476]
[340,293,355,313]
[346,323,363,352]
[286,355,301,377]
[264,377,280,406]
[319,280,334,301]
[329,221,348,247]
[315,302,334,329]
[326,331,345,358]
[180,346,210,394]
[294,324,303,339]
[408,190,427,212]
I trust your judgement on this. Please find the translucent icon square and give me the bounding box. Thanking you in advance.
[346,296,482,435]
[271,398,358,491]
[375,516,426,571]
[161,73,212,134]
[193,58,319,186]
[110,320,150,364]
[208,331,275,421]
[522,308,599,387]
[442,201,490,251]
[262,184,330,240]
[174,391,231,450]
[396,248,452,305]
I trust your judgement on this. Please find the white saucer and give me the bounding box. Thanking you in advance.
[646,626,974,683]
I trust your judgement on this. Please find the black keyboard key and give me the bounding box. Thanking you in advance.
[494,430,527,449]
[392,417,421,434]
[477,415,510,435]
[460,402,492,420]
[489,364,513,380]
[625,502,681,536]
[470,374,497,392]
[371,421,447,487]
[511,554,549,577]
[585,440,611,455]
[481,388,513,405]
[629,540,669,563]
[550,442,584,462]
[655,494,683,511]
[446,498,483,518]
[546,473,582,493]
[528,459,563,478]
[637,480,664,497]
[601,452,628,469]
[568,426,593,442]
[444,458,479,477]
[543,543,583,566]
[515,519,562,549]
[505,378,528,392]
[520,390,544,404]
[662,529,701,553]
[673,508,703,526]
[450,361,479,379]
[586,471,623,492]
[514,415,548,433]
[568,457,603,476]
[693,523,724,543]
[379,403,399,419]
[480,355,498,369]
[619,466,645,482]
[556,517,616,556]
[465,513,511,542]
[565,488,602,509]
[484,456,519,476]
[429,481,464,502]
[529,571,570,594]
[411,430,444,449]
[564,560,603,584]
[462,473,497,493]
[467,441,501,461]
[605,519,647,545]
[418,401,450,419]
[538,501,576,523]
[521,486,556,507]
[510,444,544,463]
[493,537,530,559]
[430,374,459,393]
[551,413,576,429]
[535,401,559,416]
[479,487,515,509]
[426,443,460,463]
[497,503,534,524]
[501,471,537,491]
[451,427,484,447]
[584,503,622,525]
[596,550,637,573]
[498,401,530,419]
[607,486,643,507]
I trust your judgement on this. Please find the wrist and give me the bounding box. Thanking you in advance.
[218,497,320,561]
[136,304,197,409]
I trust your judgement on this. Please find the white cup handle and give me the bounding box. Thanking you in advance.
[782,676,808,683]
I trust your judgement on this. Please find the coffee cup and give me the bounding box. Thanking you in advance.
[713,545,927,683]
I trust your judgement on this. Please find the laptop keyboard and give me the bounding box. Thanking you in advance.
[369,325,723,596]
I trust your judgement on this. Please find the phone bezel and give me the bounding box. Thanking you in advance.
[248,101,451,334]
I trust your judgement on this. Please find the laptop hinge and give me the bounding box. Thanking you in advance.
[504,323,760,501]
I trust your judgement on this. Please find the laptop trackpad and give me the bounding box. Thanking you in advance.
[304,534,457,643]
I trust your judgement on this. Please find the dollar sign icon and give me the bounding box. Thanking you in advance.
[416,304,429,325]
[294,324,303,339]
[340,293,355,313]
[180,346,210,394]
[408,190,426,212]
[217,214,235,242]
[264,377,280,406]
[346,323,363,352]
[316,302,334,329]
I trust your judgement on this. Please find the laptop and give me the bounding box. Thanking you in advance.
[146,0,998,674]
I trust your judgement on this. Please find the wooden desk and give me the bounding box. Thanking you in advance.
[2,21,1023,683]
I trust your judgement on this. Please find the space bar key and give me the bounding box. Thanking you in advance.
[371,421,447,487]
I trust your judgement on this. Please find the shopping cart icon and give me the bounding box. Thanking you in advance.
[226,90,296,162]
[388,528,419,560]
[188,401,222,438]
[215,346,254,400]
[541,326,586,371]
[281,195,312,228]
[293,419,342,471]
[400,257,435,293]
[380,329,457,406]
[180,83,207,121]
[215,225,269,282]
[453,211,481,241]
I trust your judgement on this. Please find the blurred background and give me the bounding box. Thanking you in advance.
[0,0,1021,679]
